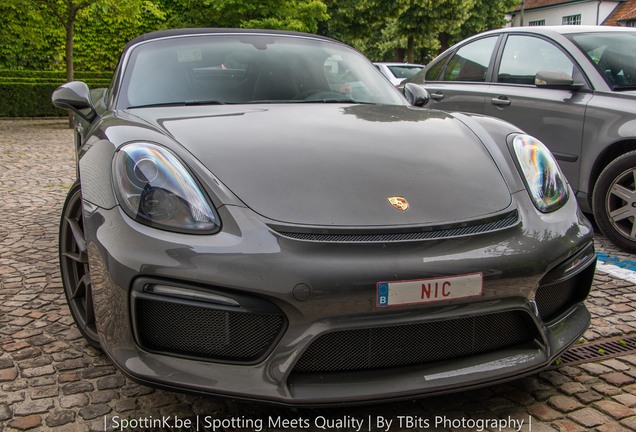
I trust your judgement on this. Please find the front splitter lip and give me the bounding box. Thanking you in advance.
[102,303,590,407]
[114,356,547,408]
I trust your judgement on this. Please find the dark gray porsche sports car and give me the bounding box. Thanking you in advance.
[53,28,596,405]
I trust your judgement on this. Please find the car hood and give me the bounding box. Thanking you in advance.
[130,104,512,227]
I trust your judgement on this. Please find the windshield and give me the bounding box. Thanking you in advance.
[567,32,636,90]
[387,65,423,80]
[117,34,405,108]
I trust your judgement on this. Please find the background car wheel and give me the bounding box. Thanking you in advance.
[59,181,101,348]
[593,151,636,253]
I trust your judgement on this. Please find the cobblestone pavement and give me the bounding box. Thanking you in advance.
[2,118,636,432]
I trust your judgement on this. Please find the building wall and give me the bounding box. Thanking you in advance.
[510,0,621,26]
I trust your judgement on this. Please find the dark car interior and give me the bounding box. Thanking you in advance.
[121,40,363,107]
[598,47,635,87]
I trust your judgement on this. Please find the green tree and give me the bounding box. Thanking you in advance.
[33,0,105,82]
[0,0,64,70]
[158,0,328,33]
[395,0,475,62]
[1,0,518,73]
[441,0,521,50]
[323,0,398,41]
[326,0,516,63]
[324,0,409,61]
[74,1,166,71]
[247,0,329,33]
[0,0,166,73]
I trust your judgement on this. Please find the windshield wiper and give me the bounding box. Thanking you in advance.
[183,99,227,106]
[291,98,372,104]
[128,100,226,109]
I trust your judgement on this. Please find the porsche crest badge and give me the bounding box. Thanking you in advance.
[387,196,409,211]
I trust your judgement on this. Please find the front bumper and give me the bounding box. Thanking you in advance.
[84,191,595,405]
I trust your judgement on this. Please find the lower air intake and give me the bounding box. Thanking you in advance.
[293,311,535,373]
[535,256,595,322]
[135,298,284,363]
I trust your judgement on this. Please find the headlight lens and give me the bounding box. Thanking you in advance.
[113,143,219,233]
[512,134,569,213]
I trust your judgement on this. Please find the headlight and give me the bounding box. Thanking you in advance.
[511,134,569,213]
[113,143,219,233]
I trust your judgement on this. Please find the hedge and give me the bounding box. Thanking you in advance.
[1,77,111,85]
[0,70,112,80]
[0,70,112,117]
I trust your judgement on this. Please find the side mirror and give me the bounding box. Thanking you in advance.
[403,83,430,107]
[52,81,97,121]
[535,71,582,90]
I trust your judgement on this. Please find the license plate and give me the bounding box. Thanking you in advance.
[376,272,483,308]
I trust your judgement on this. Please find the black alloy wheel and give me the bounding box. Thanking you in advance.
[59,181,101,348]
[593,150,636,254]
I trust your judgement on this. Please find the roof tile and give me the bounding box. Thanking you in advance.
[603,0,636,25]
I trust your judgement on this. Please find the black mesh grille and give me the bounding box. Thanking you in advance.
[535,260,595,322]
[277,213,518,243]
[293,311,534,373]
[135,299,284,362]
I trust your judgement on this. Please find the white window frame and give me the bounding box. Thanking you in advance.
[562,14,581,25]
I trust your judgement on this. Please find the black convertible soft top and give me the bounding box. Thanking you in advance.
[123,28,339,53]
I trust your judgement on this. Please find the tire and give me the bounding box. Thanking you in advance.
[593,150,636,253]
[59,181,101,348]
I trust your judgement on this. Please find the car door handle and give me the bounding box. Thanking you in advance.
[491,96,511,106]
[430,92,444,101]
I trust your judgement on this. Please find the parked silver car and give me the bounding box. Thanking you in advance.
[405,26,636,252]
[374,62,424,86]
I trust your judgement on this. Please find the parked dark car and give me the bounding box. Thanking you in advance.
[405,25,636,252]
[52,28,595,405]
